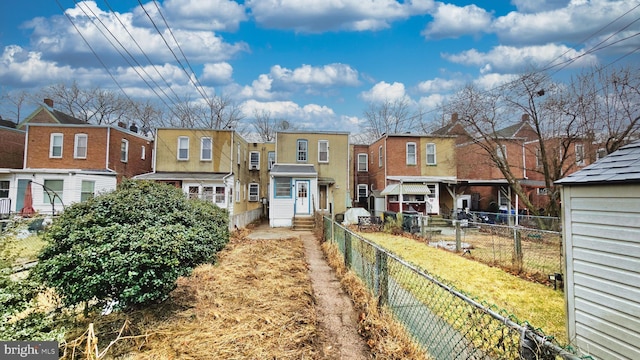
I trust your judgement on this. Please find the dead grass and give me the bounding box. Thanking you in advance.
[63,231,319,359]
[322,241,430,360]
[359,231,567,344]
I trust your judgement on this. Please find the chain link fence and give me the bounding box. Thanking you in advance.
[322,216,583,360]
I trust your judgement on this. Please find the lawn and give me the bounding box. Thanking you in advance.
[359,231,567,345]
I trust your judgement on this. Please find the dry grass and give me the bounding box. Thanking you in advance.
[64,230,319,359]
[322,240,430,360]
[360,231,567,344]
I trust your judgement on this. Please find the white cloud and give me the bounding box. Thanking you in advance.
[146,0,247,31]
[270,63,360,87]
[360,81,407,103]
[473,73,519,90]
[493,0,640,46]
[240,99,336,129]
[240,74,277,100]
[416,77,463,93]
[0,45,88,87]
[422,3,493,39]
[246,0,434,32]
[202,62,233,84]
[443,44,598,73]
[510,0,570,13]
[418,93,447,111]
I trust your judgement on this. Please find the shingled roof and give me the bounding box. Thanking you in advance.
[556,140,640,185]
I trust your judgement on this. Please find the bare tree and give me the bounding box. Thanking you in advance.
[250,109,297,142]
[0,89,38,123]
[363,98,423,139]
[171,94,244,132]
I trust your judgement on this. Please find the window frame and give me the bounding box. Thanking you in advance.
[274,177,292,198]
[120,139,129,163]
[200,137,212,161]
[297,139,308,162]
[378,145,383,167]
[250,151,260,170]
[267,151,276,170]
[318,140,329,163]
[249,183,260,201]
[497,144,507,161]
[43,179,64,205]
[74,134,88,159]
[50,133,63,158]
[575,143,585,165]
[141,145,146,160]
[357,153,368,171]
[0,180,9,198]
[406,142,417,165]
[177,136,189,161]
[426,143,436,165]
[80,180,95,202]
[357,184,368,201]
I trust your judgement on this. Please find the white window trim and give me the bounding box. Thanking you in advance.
[406,142,417,165]
[141,145,146,160]
[178,136,189,161]
[249,183,260,202]
[74,133,88,159]
[378,145,383,167]
[357,184,368,201]
[200,137,212,161]
[575,143,585,166]
[297,139,308,162]
[121,139,129,163]
[357,153,368,171]
[268,151,276,170]
[318,140,329,163]
[50,133,63,158]
[426,143,436,165]
[250,151,260,170]
[497,144,507,161]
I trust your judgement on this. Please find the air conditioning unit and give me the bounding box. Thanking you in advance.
[249,195,259,202]
[250,164,259,170]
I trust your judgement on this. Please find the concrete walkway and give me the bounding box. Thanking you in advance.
[246,223,369,359]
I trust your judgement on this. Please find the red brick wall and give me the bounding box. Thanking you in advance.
[107,127,153,181]
[25,126,109,169]
[385,136,421,177]
[19,108,59,128]
[0,127,25,168]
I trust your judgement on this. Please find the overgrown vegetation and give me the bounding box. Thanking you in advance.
[32,179,230,312]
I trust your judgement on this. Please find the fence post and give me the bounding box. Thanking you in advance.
[375,248,388,308]
[514,227,523,272]
[344,231,352,269]
[455,220,462,252]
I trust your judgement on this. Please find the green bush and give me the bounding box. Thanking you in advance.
[32,179,229,310]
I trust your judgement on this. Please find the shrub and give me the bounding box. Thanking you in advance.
[32,179,229,310]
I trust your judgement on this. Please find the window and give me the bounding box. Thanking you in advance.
[575,143,585,165]
[275,177,292,198]
[406,142,416,165]
[426,143,436,165]
[236,143,240,165]
[318,140,329,162]
[141,146,146,160]
[497,144,507,161]
[188,186,199,199]
[202,186,214,202]
[74,134,87,159]
[235,180,241,202]
[250,151,260,170]
[297,140,308,162]
[43,179,63,204]
[50,133,63,158]
[249,183,259,201]
[357,153,368,171]
[537,188,550,195]
[80,180,95,202]
[215,187,225,204]
[268,151,276,170]
[596,148,607,161]
[378,145,383,167]
[0,181,9,198]
[535,147,542,167]
[201,137,212,161]
[120,140,129,163]
[178,137,189,160]
[357,184,368,201]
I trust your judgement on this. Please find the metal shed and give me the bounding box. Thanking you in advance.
[556,140,640,359]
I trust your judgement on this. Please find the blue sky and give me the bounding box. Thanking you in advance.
[1,0,639,134]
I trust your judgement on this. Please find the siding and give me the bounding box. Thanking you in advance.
[562,184,640,359]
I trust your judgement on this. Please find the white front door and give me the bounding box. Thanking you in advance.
[295,180,310,215]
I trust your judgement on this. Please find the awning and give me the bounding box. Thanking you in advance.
[318,177,335,185]
[380,183,431,195]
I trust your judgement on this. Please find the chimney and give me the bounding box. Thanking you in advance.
[44,98,54,108]
[451,113,458,122]
[129,123,138,133]
[117,121,126,128]
[521,114,530,122]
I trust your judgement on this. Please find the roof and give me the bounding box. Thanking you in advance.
[386,175,457,184]
[134,172,229,181]
[270,164,317,177]
[0,118,17,128]
[556,140,640,185]
[381,183,431,195]
[50,109,87,125]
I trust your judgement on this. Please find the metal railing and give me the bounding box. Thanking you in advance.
[322,216,583,360]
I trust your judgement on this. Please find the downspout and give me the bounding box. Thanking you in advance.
[151,129,158,173]
[522,141,527,179]
[23,125,29,169]
[223,133,235,223]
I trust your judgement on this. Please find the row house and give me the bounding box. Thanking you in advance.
[134,128,272,229]
[0,99,153,216]
[353,133,457,217]
[269,131,350,227]
[0,119,25,169]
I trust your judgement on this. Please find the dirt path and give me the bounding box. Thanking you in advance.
[247,224,370,359]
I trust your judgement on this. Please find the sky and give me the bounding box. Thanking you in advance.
[1,0,639,134]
